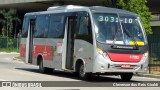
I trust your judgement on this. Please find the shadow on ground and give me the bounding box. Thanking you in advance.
[15,68,139,83]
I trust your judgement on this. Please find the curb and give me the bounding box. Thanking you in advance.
[137,74,160,79]
[13,57,21,61]
[0,52,19,54]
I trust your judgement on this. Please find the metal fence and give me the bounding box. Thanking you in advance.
[148,35,160,74]
[0,37,20,50]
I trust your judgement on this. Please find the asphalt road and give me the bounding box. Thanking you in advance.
[0,53,159,90]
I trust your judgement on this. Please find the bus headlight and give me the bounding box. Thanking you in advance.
[141,51,149,62]
[97,48,108,59]
[143,51,148,57]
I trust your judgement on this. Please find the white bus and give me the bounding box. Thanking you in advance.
[20,5,148,81]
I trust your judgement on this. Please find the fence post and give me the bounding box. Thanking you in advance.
[17,33,21,52]
[17,37,18,52]
[149,58,151,74]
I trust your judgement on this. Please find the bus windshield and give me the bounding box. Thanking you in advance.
[93,13,146,46]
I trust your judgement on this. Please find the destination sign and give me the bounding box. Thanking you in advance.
[98,16,133,24]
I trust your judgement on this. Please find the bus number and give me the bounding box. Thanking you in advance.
[98,16,133,24]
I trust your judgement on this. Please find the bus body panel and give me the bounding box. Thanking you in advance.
[74,39,94,72]
[20,38,26,62]
[20,5,148,76]
[45,39,63,69]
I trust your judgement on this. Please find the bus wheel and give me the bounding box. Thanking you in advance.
[79,63,90,80]
[39,59,45,73]
[39,58,53,73]
[120,73,133,81]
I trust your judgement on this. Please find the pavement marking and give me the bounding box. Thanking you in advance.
[0,79,8,81]
[12,60,24,64]
[3,58,11,60]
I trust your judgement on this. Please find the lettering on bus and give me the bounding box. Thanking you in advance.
[98,16,133,24]
[129,55,139,60]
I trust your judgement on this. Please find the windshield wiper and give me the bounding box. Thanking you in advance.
[121,23,139,49]
[111,27,120,45]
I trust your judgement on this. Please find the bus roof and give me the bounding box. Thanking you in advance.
[25,5,138,16]
[89,6,137,16]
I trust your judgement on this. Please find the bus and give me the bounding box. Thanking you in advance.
[20,5,148,81]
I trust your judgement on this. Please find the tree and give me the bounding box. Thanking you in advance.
[116,0,152,35]
[1,20,6,37]
[102,0,117,8]
[0,9,20,37]
[0,9,20,48]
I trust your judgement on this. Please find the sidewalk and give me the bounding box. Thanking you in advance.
[137,74,160,79]
[0,52,19,54]
[0,52,19,59]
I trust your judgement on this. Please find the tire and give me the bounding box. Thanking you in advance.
[78,63,90,80]
[120,73,133,81]
[39,58,53,74]
[39,59,45,73]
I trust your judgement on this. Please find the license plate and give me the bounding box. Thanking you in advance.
[121,64,131,68]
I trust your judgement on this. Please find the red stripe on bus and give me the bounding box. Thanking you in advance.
[33,45,52,60]
[107,52,142,62]
[20,44,26,57]
[20,44,53,60]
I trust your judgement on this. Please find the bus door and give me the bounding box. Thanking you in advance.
[65,16,78,70]
[27,19,35,64]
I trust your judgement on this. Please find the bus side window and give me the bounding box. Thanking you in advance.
[48,14,65,38]
[78,17,89,35]
[22,17,29,37]
[76,15,93,44]
[34,15,49,38]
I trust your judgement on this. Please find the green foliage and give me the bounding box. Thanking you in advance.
[0,37,19,52]
[102,0,117,8]
[0,9,20,37]
[8,38,14,47]
[117,0,152,35]
[2,26,5,37]
[0,9,20,47]
[0,48,18,52]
